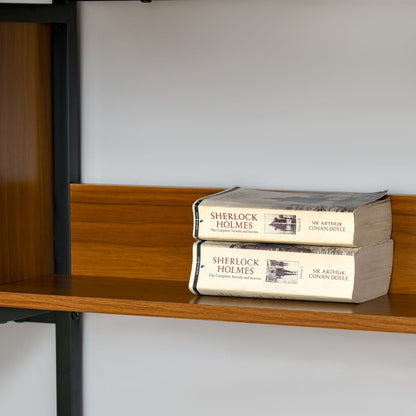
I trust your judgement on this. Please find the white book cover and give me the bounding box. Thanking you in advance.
[193,187,391,246]
[189,240,393,303]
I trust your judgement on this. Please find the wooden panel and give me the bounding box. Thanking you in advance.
[0,23,54,284]
[0,275,416,333]
[389,195,416,294]
[71,185,416,294]
[71,185,217,281]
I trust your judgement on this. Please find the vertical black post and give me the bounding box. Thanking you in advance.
[67,1,80,185]
[56,312,82,416]
[52,20,71,275]
[52,1,80,273]
[52,2,82,415]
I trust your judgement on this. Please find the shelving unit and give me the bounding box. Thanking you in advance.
[1,1,416,416]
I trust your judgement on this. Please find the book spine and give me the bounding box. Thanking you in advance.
[193,205,355,246]
[189,241,356,302]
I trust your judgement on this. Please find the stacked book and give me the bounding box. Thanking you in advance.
[189,187,393,303]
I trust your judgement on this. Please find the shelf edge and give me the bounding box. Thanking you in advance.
[1,292,415,334]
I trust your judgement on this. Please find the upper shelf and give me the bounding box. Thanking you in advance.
[1,184,415,333]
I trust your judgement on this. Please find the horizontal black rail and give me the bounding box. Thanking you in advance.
[0,3,76,23]
[0,307,52,325]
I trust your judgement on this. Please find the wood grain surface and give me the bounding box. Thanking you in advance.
[0,23,54,284]
[0,275,416,333]
[389,194,416,294]
[71,185,416,294]
[70,185,215,280]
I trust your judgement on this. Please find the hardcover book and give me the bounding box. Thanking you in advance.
[189,239,394,303]
[193,187,392,247]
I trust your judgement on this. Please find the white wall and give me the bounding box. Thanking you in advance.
[0,322,56,416]
[80,0,416,193]
[78,1,416,415]
[83,314,416,416]
[2,1,416,415]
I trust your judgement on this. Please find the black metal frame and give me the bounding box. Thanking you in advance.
[0,309,52,325]
[0,2,81,415]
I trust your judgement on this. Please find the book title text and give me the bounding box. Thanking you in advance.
[212,256,259,275]
[210,211,258,230]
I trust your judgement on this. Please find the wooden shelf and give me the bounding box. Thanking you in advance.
[68,184,416,333]
[0,184,415,334]
[1,275,416,333]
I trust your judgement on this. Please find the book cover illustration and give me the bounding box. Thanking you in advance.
[266,260,299,284]
[265,214,297,235]
[229,242,356,256]
[197,187,388,212]
[261,190,388,212]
